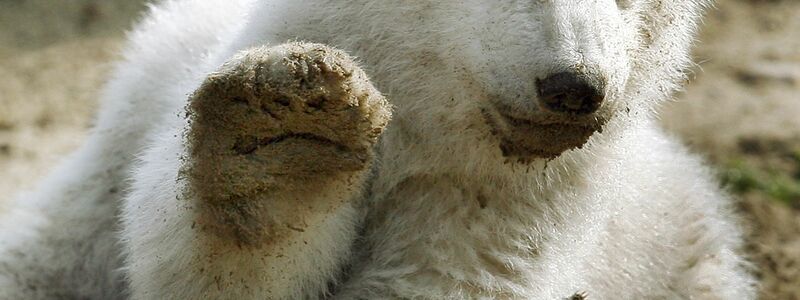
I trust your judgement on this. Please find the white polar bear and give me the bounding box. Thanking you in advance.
[0,0,756,299]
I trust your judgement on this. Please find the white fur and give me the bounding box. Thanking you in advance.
[0,0,756,299]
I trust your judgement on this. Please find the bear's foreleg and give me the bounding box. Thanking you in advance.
[121,43,391,299]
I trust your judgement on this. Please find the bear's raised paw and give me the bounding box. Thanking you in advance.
[185,42,391,244]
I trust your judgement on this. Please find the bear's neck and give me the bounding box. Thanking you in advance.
[355,147,615,294]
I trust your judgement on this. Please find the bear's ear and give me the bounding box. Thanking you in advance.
[628,0,712,104]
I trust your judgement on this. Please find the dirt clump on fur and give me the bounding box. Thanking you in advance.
[497,122,601,160]
[481,105,606,160]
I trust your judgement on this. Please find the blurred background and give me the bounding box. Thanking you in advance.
[0,0,797,298]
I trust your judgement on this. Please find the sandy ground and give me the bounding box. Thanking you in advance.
[660,1,800,298]
[1,0,798,298]
[0,0,147,211]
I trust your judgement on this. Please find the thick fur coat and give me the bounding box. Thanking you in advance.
[0,0,756,299]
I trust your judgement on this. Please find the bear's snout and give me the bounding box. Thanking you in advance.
[536,71,606,116]
[483,70,611,159]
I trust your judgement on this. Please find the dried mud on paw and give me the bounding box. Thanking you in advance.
[184,43,391,245]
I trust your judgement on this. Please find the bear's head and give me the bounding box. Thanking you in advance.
[371,0,710,165]
[447,0,709,159]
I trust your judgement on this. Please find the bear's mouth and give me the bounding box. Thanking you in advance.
[482,105,606,159]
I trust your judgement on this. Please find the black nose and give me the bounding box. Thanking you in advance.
[536,72,606,115]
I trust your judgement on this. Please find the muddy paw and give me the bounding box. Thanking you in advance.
[185,43,391,243]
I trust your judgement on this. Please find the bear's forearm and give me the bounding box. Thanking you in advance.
[121,43,390,299]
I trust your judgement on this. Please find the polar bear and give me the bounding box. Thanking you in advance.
[0,0,756,299]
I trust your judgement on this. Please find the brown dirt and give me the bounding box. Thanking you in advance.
[0,37,121,211]
[1,0,798,298]
[0,0,146,210]
[187,43,390,246]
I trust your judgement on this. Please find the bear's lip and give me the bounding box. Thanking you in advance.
[483,105,606,159]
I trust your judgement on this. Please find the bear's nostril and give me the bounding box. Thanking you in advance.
[536,72,606,115]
